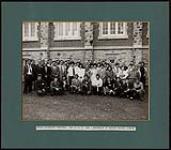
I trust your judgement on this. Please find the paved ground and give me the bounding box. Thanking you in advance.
[22,90,149,121]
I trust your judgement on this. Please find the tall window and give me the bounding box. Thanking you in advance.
[54,22,81,40]
[22,22,39,41]
[99,22,128,39]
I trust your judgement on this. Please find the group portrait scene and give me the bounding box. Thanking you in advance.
[23,58,147,101]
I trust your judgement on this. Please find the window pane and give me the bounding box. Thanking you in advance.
[59,23,63,36]
[102,22,108,34]
[65,23,70,36]
[72,22,78,36]
[118,22,124,34]
[24,23,29,37]
[110,22,116,34]
[31,22,36,37]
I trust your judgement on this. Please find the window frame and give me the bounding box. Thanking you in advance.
[22,22,39,41]
[98,22,128,39]
[54,22,81,40]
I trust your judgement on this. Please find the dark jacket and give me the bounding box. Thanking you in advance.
[43,65,52,78]
[35,79,46,90]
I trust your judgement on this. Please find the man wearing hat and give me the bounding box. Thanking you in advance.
[35,74,47,96]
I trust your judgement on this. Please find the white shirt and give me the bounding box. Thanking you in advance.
[78,68,85,78]
[74,66,80,76]
[67,66,74,76]
[27,64,32,75]
[92,78,103,87]
[121,70,129,79]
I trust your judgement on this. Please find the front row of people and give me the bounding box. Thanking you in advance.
[34,73,145,101]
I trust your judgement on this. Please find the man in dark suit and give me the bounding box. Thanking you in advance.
[23,59,33,93]
[58,60,67,81]
[138,61,146,87]
[31,59,38,90]
[51,61,60,80]
[43,60,52,92]
[35,60,44,77]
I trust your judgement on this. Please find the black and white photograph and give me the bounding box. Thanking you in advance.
[22,21,150,121]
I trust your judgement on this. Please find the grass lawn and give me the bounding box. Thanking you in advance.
[22,91,149,121]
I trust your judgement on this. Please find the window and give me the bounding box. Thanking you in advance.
[54,22,81,40]
[99,22,128,39]
[22,22,39,41]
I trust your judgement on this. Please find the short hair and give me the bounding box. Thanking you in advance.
[96,74,100,77]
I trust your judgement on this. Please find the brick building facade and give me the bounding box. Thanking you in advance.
[22,21,149,66]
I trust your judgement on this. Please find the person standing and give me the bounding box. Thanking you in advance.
[138,61,146,87]
[77,63,85,82]
[43,60,52,92]
[51,61,60,79]
[58,60,67,81]
[67,62,75,87]
[31,59,37,91]
[90,63,98,84]
[23,59,33,93]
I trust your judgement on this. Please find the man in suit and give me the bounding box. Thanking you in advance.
[23,59,33,93]
[58,60,67,81]
[31,59,38,91]
[51,61,60,80]
[138,61,146,87]
[35,60,44,77]
[43,60,52,92]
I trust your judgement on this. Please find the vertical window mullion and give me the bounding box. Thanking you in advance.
[108,22,110,36]
[116,22,118,35]
[63,22,65,39]
[29,23,31,40]
[70,22,72,38]
[123,22,126,35]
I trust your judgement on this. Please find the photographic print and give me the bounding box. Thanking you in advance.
[2,2,169,149]
[22,21,150,121]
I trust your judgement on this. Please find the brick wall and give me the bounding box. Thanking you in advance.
[22,21,149,64]
[142,22,149,46]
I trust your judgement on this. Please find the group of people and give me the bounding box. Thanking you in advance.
[23,58,147,100]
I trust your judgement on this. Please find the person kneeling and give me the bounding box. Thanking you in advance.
[103,76,115,96]
[70,74,81,94]
[50,76,63,95]
[132,78,145,100]
[92,74,103,95]
[113,77,122,97]
[35,74,47,96]
[81,75,92,95]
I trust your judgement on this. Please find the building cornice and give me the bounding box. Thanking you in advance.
[22,45,149,51]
